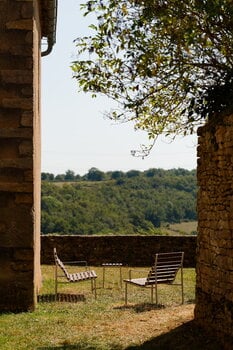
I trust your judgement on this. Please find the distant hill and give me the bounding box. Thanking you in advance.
[41,168,197,235]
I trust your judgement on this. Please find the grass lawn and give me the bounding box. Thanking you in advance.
[0,266,221,350]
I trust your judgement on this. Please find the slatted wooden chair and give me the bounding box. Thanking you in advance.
[54,248,97,300]
[124,251,184,305]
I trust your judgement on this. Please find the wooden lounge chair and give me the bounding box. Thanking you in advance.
[124,251,184,305]
[54,248,97,300]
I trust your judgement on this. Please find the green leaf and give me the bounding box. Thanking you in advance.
[71,0,233,153]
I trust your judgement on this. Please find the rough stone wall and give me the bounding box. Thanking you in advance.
[0,0,41,311]
[195,114,233,348]
[41,235,197,267]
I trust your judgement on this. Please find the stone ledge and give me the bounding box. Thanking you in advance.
[0,182,32,192]
[0,158,32,168]
[0,69,32,84]
[1,98,32,110]
[6,19,32,31]
[0,128,32,138]
[21,111,33,127]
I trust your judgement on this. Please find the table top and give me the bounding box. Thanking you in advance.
[102,263,123,266]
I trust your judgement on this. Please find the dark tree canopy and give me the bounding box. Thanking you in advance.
[72,0,233,154]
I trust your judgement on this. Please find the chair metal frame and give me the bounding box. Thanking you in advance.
[54,248,97,300]
[124,251,184,305]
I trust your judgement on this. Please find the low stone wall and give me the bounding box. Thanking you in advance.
[41,235,197,267]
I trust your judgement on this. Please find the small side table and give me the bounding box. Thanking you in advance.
[102,263,123,288]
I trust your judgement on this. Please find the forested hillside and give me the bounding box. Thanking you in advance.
[41,168,197,235]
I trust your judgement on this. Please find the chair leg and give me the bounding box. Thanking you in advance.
[54,265,58,301]
[181,266,184,304]
[94,278,97,299]
[119,266,122,288]
[90,278,97,299]
[155,283,158,305]
[151,285,154,303]
[102,265,105,288]
[125,282,128,305]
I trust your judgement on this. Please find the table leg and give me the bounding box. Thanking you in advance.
[102,265,105,288]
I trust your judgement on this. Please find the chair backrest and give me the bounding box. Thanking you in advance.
[146,251,184,285]
[54,248,69,279]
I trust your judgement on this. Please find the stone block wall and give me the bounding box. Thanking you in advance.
[0,0,41,312]
[195,114,233,348]
[41,235,197,267]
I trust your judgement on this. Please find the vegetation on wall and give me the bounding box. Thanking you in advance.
[41,168,197,235]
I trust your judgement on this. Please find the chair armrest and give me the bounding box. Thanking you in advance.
[63,260,88,266]
[128,269,149,280]
[62,261,89,270]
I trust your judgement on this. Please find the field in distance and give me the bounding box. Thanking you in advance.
[165,221,197,235]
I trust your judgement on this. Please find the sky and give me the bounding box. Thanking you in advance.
[41,0,198,176]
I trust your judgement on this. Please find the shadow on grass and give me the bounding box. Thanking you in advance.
[125,320,222,350]
[37,321,223,350]
[114,302,165,313]
[38,293,85,303]
[37,344,122,350]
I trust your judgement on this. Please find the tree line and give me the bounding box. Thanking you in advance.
[41,168,197,235]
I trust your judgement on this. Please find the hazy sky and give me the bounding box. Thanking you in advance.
[41,0,198,176]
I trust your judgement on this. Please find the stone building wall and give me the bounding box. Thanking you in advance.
[0,0,41,312]
[41,235,197,267]
[195,114,233,348]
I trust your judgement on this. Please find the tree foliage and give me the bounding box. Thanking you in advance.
[72,0,233,154]
[86,167,106,181]
[41,168,197,235]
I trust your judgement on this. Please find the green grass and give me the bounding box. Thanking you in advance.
[0,266,197,350]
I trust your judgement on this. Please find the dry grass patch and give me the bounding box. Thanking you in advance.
[100,304,194,346]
